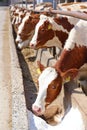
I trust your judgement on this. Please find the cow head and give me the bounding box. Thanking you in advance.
[32,61,78,116]
[30,14,63,49]
[16,12,39,49]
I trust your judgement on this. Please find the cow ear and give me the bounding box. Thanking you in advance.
[37,61,45,72]
[61,68,78,83]
[48,23,52,30]
[29,16,32,21]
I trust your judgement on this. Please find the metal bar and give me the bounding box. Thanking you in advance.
[25,0,28,8]
[33,0,36,10]
[53,0,57,10]
[50,9,87,21]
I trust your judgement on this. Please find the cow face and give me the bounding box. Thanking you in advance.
[32,61,78,116]
[30,14,61,49]
[16,13,39,49]
[16,13,32,42]
[32,62,62,116]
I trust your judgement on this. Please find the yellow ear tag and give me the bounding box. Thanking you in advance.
[65,76,71,83]
[37,68,41,74]
[48,25,52,30]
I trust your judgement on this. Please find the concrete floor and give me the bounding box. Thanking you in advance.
[0,7,12,130]
[0,7,28,130]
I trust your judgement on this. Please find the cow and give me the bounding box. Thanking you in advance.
[16,2,87,49]
[30,14,80,49]
[10,7,28,33]
[16,12,40,49]
[16,11,55,49]
[29,2,87,49]
[32,19,87,116]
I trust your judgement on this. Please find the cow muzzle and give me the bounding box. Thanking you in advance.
[32,104,44,116]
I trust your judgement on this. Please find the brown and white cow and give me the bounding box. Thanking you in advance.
[30,14,79,49]
[15,2,87,49]
[32,19,87,115]
[11,7,29,33]
[30,2,87,49]
[15,11,54,49]
[16,12,40,49]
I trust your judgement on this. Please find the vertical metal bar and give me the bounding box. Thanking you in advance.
[22,0,23,7]
[33,0,36,10]
[53,0,57,10]
[25,0,27,8]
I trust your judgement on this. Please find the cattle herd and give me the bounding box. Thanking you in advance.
[10,2,87,130]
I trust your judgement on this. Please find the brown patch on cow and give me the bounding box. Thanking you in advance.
[54,17,74,32]
[55,45,87,73]
[18,13,40,41]
[20,13,26,19]
[36,21,55,48]
[45,75,62,105]
[21,14,39,35]
[80,5,87,9]
[19,33,31,41]
[83,11,87,14]
[55,30,68,47]
[66,8,71,11]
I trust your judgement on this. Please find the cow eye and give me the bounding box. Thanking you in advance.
[19,33,21,36]
[52,86,56,89]
[41,29,45,32]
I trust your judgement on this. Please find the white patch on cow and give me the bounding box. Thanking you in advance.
[64,20,87,50]
[16,35,22,43]
[10,5,15,11]
[15,8,20,14]
[29,107,85,130]
[15,16,19,25]
[53,107,85,130]
[18,39,30,49]
[45,35,63,49]
[30,15,48,45]
[18,13,30,34]
[67,15,79,25]
[48,17,68,33]
[11,16,16,25]
[33,67,58,113]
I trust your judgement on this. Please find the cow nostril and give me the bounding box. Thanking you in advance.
[30,43,35,47]
[31,44,34,46]
[32,105,41,113]
[16,40,19,44]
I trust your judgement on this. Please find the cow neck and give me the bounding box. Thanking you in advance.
[31,17,39,28]
[52,16,75,47]
[54,30,68,48]
[54,45,87,74]
[53,16,74,32]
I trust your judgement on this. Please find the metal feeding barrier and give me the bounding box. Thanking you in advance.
[10,0,86,59]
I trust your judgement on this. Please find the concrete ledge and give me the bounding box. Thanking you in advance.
[9,12,28,130]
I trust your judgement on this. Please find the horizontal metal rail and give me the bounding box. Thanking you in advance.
[29,9,87,20]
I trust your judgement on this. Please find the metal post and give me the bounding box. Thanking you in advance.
[22,0,23,7]
[33,0,36,10]
[25,0,27,8]
[53,0,57,10]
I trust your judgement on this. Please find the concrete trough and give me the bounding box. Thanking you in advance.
[9,9,28,130]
